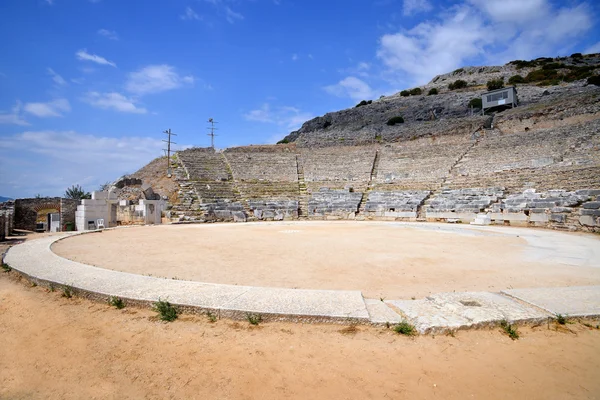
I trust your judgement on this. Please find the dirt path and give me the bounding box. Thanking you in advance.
[1,273,599,400]
[53,223,600,299]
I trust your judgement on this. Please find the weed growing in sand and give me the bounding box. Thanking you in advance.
[500,320,519,340]
[556,314,568,325]
[246,313,262,325]
[1,263,11,272]
[109,296,125,309]
[30,281,37,287]
[582,322,599,329]
[153,298,178,322]
[62,285,74,299]
[207,311,217,323]
[49,283,56,292]
[394,321,417,336]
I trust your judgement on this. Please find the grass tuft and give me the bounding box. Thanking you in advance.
[207,311,217,323]
[500,320,519,340]
[109,296,125,309]
[556,314,568,325]
[246,313,262,326]
[62,285,74,299]
[393,321,417,336]
[153,298,179,322]
[1,263,11,273]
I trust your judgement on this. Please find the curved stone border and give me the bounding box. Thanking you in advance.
[4,225,600,332]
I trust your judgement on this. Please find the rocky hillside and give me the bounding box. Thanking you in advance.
[282,54,600,147]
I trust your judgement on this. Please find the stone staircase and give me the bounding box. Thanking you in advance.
[220,152,252,217]
[296,154,309,218]
[356,150,380,216]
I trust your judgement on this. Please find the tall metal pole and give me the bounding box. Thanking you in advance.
[207,118,218,149]
[162,129,177,176]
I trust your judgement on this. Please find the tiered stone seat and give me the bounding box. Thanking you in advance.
[308,188,363,218]
[364,191,431,218]
[178,147,231,181]
[374,135,472,190]
[224,146,300,218]
[490,188,600,226]
[425,187,504,222]
[300,146,376,192]
[446,121,600,192]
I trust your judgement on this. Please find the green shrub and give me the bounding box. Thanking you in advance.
[153,298,179,322]
[323,120,332,128]
[400,90,410,97]
[62,285,74,299]
[409,87,422,95]
[277,138,290,144]
[500,320,519,340]
[109,296,125,309]
[486,78,504,91]
[386,116,404,126]
[246,313,262,325]
[394,321,416,336]
[571,52,583,58]
[1,263,11,273]
[542,62,563,70]
[509,59,537,69]
[427,88,438,95]
[588,75,600,86]
[562,65,595,82]
[508,74,525,84]
[452,68,465,75]
[448,79,467,90]
[556,314,568,325]
[469,97,482,108]
[355,100,372,108]
[525,69,559,83]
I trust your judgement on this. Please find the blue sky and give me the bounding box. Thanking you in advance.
[1,0,599,198]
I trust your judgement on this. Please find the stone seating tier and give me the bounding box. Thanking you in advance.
[225,152,299,182]
[300,147,376,187]
[364,191,431,218]
[178,149,231,181]
[308,189,363,217]
[192,181,238,204]
[248,200,299,220]
[238,181,300,200]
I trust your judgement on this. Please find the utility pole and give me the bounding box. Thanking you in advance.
[207,118,218,149]
[163,128,177,176]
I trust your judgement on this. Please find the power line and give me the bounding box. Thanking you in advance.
[207,118,218,149]
[162,128,177,176]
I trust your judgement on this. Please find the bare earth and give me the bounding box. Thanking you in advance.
[53,222,600,298]
[1,273,599,400]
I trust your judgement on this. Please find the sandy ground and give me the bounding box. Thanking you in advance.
[0,272,599,400]
[53,222,600,299]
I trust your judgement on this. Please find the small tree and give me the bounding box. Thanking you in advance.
[409,87,422,95]
[99,181,112,191]
[428,88,438,95]
[469,97,482,109]
[486,78,504,91]
[508,75,525,85]
[587,75,600,86]
[400,90,410,97]
[448,80,467,90]
[64,184,91,200]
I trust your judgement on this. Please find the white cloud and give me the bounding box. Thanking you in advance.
[23,98,70,117]
[84,92,147,114]
[0,101,29,126]
[76,49,116,67]
[126,65,194,95]
[377,6,487,85]
[376,1,594,86]
[45,0,54,5]
[292,54,298,61]
[403,0,433,16]
[225,6,244,23]
[244,103,312,130]
[181,7,201,20]
[47,68,67,86]
[0,130,166,198]
[97,29,118,40]
[585,41,600,54]
[324,76,375,102]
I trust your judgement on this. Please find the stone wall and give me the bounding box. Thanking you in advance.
[248,200,299,220]
[60,198,78,231]
[14,197,62,231]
